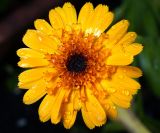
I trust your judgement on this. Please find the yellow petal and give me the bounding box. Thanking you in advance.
[81,104,95,129]
[106,53,133,65]
[46,78,60,91]
[63,92,77,129]
[49,9,65,29]
[18,80,39,89]
[17,48,44,59]
[23,79,47,104]
[110,90,132,108]
[18,58,49,68]
[104,100,117,119]
[51,88,66,124]
[78,2,93,31]
[102,73,141,94]
[104,20,129,49]
[23,30,59,54]
[113,72,141,91]
[73,90,81,110]
[114,90,132,101]
[85,88,106,126]
[63,110,77,129]
[39,94,56,122]
[18,67,55,83]
[125,43,143,56]
[18,68,45,83]
[117,32,137,46]
[89,5,110,30]
[54,7,67,26]
[62,2,77,26]
[118,66,142,78]
[111,32,137,54]
[34,19,53,35]
[83,4,113,36]
[98,12,113,33]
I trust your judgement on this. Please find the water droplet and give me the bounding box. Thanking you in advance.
[123,69,127,73]
[64,119,70,123]
[64,98,68,102]
[130,33,135,37]
[40,27,44,30]
[97,116,104,122]
[40,48,43,51]
[105,104,110,110]
[77,101,81,106]
[112,106,116,110]
[38,36,42,41]
[122,90,130,96]
[113,39,118,44]
[64,111,72,120]
[119,75,124,79]
[64,111,71,117]
[107,88,116,93]
[25,96,30,101]
[111,26,116,30]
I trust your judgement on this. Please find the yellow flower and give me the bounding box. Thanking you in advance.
[17,2,143,129]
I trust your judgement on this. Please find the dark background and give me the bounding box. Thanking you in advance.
[0,0,160,133]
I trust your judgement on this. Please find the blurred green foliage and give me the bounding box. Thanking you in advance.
[5,65,18,92]
[138,37,160,96]
[134,93,160,133]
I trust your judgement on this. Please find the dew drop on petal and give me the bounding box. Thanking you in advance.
[64,111,71,117]
[63,117,70,123]
[97,116,104,122]
[25,96,31,102]
[107,87,116,93]
[111,26,116,30]
[122,90,130,96]
[63,111,72,121]
[51,59,55,63]
[112,106,116,110]
[77,101,81,107]
[130,33,135,37]
[38,36,42,41]
[66,111,71,115]
[118,75,124,79]
[105,104,110,110]
[113,39,118,44]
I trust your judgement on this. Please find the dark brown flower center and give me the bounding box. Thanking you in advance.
[66,53,87,73]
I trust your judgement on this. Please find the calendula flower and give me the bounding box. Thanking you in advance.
[17,2,143,129]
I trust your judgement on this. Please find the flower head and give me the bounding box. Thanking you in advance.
[17,2,143,129]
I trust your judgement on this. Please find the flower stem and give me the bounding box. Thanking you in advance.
[117,108,151,133]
